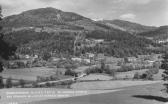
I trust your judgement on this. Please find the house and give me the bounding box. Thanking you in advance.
[138,55,150,60]
[84,39,97,47]
[105,57,124,65]
[25,55,30,59]
[83,59,91,63]
[34,28,42,32]
[34,55,38,59]
[72,57,83,62]
[156,39,168,44]
[49,57,61,62]
[96,53,105,61]
[126,57,137,63]
[94,39,104,43]
[106,64,121,70]
[85,53,95,58]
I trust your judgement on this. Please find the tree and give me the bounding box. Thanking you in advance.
[6,77,12,88]
[161,53,168,93]
[0,6,16,72]
[42,51,51,61]
[141,70,153,80]
[133,72,140,80]
[100,60,105,71]
[152,61,160,74]
[105,65,116,77]
[32,82,38,88]
[0,76,4,88]
[19,79,25,88]
[65,69,77,76]
[45,82,51,87]
[162,53,168,80]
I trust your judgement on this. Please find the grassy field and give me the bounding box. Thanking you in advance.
[0,88,121,104]
[116,69,163,80]
[0,81,163,104]
[78,74,112,81]
[71,80,161,90]
[116,69,148,79]
[0,67,57,81]
[29,82,166,104]
[0,81,164,104]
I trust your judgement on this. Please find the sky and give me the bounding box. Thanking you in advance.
[0,0,168,26]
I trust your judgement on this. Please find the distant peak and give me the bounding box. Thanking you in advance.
[21,7,62,15]
[39,7,62,11]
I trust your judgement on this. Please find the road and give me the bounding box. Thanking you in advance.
[37,74,86,85]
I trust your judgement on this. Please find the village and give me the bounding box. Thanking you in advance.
[0,39,163,88]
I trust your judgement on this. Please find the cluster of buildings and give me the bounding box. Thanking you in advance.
[124,54,162,69]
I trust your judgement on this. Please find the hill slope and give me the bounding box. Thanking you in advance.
[99,19,157,34]
[2,7,88,27]
[138,26,168,42]
[1,7,111,32]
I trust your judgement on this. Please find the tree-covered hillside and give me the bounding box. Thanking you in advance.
[85,30,158,57]
[138,26,168,40]
[4,29,159,58]
[1,7,162,58]
[99,19,156,34]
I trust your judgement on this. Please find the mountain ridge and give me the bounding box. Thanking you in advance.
[138,26,168,42]
[98,19,157,34]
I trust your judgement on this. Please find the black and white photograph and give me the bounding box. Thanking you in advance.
[0,0,168,104]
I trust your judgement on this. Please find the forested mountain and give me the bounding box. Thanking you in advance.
[1,7,161,57]
[138,26,168,41]
[99,19,157,34]
[1,7,88,27]
[0,7,110,32]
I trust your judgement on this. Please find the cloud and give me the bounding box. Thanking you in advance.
[121,0,152,5]
[0,0,47,16]
[120,13,136,20]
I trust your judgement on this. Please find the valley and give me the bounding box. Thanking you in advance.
[0,7,168,104]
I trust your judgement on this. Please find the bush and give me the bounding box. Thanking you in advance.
[118,65,134,72]
[42,51,51,61]
[36,76,41,82]
[60,80,74,86]
[133,72,141,79]
[124,75,129,80]
[32,82,38,88]
[36,76,48,82]
[45,82,51,87]
[65,69,77,76]
[105,66,116,77]
[151,68,159,74]
[141,70,153,80]
[19,79,26,88]
[6,77,12,88]
[85,67,103,75]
